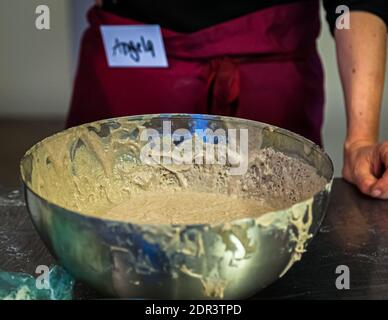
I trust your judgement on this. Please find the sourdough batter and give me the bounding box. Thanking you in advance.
[22,119,328,225]
[105,191,273,224]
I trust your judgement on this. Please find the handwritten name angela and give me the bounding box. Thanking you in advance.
[112,36,155,63]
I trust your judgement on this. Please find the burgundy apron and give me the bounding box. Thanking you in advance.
[67,2,324,145]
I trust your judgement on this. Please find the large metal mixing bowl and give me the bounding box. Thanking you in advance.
[20,114,333,299]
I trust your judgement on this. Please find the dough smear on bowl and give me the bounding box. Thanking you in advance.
[24,122,328,225]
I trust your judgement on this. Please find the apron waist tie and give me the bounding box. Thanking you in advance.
[208,57,240,116]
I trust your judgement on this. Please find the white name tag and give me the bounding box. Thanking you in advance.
[100,25,169,68]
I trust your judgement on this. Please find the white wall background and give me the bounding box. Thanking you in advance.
[0,0,387,175]
[0,0,72,117]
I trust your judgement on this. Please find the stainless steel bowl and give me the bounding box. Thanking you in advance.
[20,114,333,299]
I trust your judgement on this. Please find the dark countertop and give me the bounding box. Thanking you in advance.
[1,178,388,300]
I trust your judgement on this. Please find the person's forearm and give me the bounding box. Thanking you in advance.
[335,12,387,149]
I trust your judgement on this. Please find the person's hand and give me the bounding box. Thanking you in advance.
[343,140,388,199]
